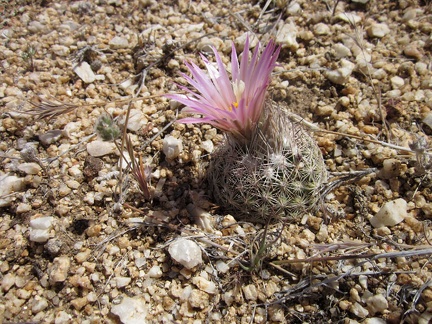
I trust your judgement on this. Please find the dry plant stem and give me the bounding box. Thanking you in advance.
[272,247,432,264]
[21,95,162,119]
[347,20,390,141]
[122,203,239,256]
[286,111,432,156]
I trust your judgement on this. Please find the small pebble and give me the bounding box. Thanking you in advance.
[276,21,299,50]
[325,59,355,85]
[49,256,70,284]
[87,140,117,157]
[44,238,63,256]
[366,294,389,315]
[192,276,217,294]
[111,296,149,323]
[367,23,390,38]
[370,198,407,228]
[29,216,54,243]
[404,42,423,60]
[18,163,41,175]
[168,238,203,270]
[390,76,404,89]
[32,298,49,314]
[74,62,96,83]
[147,265,163,278]
[115,276,131,288]
[349,302,369,318]
[109,36,129,49]
[162,136,183,159]
[0,175,25,207]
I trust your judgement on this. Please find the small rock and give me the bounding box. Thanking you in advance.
[315,105,334,117]
[55,311,72,324]
[390,76,404,89]
[168,238,203,270]
[0,175,25,207]
[74,62,96,83]
[1,273,16,291]
[335,12,362,24]
[18,162,41,175]
[366,294,388,315]
[83,156,103,179]
[287,2,301,15]
[192,276,217,294]
[111,296,149,324]
[215,261,229,274]
[333,43,352,59]
[75,249,91,263]
[87,140,117,157]
[125,109,147,132]
[32,297,49,314]
[325,59,355,85]
[71,297,87,310]
[115,276,131,288]
[44,239,63,256]
[51,45,70,57]
[363,318,386,324]
[58,183,71,197]
[242,284,258,301]
[423,111,432,130]
[188,289,209,309]
[38,130,63,146]
[162,135,183,159]
[378,158,402,179]
[16,203,32,214]
[109,36,129,49]
[367,23,390,38]
[28,21,48,34]
[314,23,330,35]
[147,265,163,278]
[404,42,423,60]
[402,8,418,22]
[200,140,214,153]
[49,256,70,284]
[276,21,299,51]
[29,216,54,243]
[349,302,369,318]
[370,198,407,228]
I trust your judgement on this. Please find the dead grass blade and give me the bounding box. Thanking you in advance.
[125,135,152,201]
[23,96,79,120]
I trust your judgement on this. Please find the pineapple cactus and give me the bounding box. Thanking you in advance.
[207,103,327,223]
[167,35,327,223]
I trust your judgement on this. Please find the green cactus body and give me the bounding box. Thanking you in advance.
[207,103,327,223]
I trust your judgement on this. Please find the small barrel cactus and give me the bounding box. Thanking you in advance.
[207,103,327,223]
[167,35,328,223]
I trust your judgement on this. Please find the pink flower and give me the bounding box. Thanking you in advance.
[167,35,280,142]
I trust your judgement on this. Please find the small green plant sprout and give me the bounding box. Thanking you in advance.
[95,113,121,142]
[21,45,36,72]
[167,34,328,223]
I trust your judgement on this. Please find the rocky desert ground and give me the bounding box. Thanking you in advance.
[1,0,432,323]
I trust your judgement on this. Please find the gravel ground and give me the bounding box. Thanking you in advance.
[1,0,432,323]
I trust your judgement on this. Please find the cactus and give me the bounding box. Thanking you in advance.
[207,103,327,223]
[167,35,327,223]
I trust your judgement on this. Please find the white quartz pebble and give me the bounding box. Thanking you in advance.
[163,136,183,159]
[168,238,203,269]
[370,198,407,228]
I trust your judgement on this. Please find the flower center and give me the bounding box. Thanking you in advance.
[230,79,245,110]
